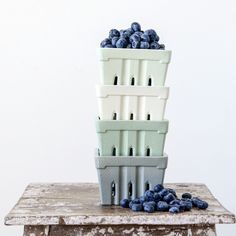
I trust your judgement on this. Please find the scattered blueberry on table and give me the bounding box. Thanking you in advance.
[120,184,209,214]
[100,22,165,50]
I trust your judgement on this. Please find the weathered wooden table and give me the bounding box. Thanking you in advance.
[5,183,235,236]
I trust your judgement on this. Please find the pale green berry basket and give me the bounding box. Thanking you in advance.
[99,48,171,86]
[96,120,168,157]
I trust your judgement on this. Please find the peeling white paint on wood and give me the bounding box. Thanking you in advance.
[4,183,235,226]
[5,183,236,235]
[23,225,219,236]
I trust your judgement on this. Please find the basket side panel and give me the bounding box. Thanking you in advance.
[96,166,120,205]
[100,59,169,86]
[98,130,166,156]
[143,132,166,156]
[101,59,124,85]
[96,165,167,205]
[97,94,167,120]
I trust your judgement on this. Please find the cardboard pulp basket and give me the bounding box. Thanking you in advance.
[99,48,171,86]
[96,85,169,120]
[96,120,168,156]
[95,151,168,205]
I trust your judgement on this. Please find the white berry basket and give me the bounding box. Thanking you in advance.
[96,85,169,120]
[99,48,171,86]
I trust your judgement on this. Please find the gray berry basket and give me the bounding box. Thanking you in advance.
[96,120,168,157]
[95,150,168,205]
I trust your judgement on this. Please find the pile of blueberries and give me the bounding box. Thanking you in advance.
[120,184,208,213]
[100,22,165,50]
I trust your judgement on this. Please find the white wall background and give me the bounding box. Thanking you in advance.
[0,0,235,235]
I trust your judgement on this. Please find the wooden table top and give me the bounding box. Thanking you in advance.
[5,183,235,226]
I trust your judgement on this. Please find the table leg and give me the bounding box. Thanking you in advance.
[24,224,217,236]
[24,225,50,236]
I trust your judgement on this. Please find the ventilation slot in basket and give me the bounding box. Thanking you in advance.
[112,147,116,156]
[113,112,117,120]
[146,147,150,156]
[131,77,135,86]
[128,182,133,197]
[147,114,151,120]
[129,147,133,156]
[148,78,152,86]
[114,76,118,85]
[145,182,150,191]
[130,113,134,120]
[111,181,116,197]
[98,116,101,120]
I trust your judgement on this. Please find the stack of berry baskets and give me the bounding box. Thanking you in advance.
[95,24,171,205]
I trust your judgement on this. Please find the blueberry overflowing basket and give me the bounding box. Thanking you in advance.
[95,23,208,213]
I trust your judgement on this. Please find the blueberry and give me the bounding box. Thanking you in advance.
[179,201,187,212]
[100,38,111,48]
[180,200,192,211]
[169,203,181,209]
[158,188,169,198]
[144,190,155,201]
[150,41,161,50]
[141,34,150,42]
[144,204,155,213]
[133,31,143,37]
[132,198,142,204]
[111,37,119,47]
[126,28,134,34]
[132,203,143,212]
[192,198,208,210]
[132,40,140,49]
[182,193,192,199]
[139,196,146,204]
[153,184,164,193]
[104,44,113,48]
[131,22,141,32]
[120,31,130,40]
[129,34,141,43]
[140,42,149,49]
[156,201,169,211]
[120,30,133,39]
[144,29,159,42]
[178,199,193,212]
[127,44,132,48]
[167,188,177,197]
[192,197,201,207]
[196,200,208,209]
[129,198,141,209]
[116,38,128,48]
[120,199,130,208]
[169,206,180,214]
[163,193,176,203]
[147,201,157,209]
[169,199,180,205]
[153,192,162,202]
[159,44,165,50]
[109,29,120,39]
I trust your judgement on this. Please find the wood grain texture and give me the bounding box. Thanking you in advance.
[5,183,235,226]
[24,224,217,236]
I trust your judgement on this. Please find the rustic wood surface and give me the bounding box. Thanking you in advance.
[23,224,217,236]
[5,183,235,226]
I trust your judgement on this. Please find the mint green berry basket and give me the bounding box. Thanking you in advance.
[99,48,171,86]
[96,120,168,156]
